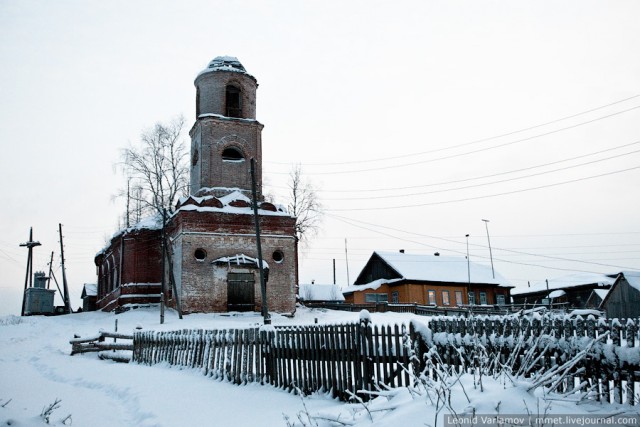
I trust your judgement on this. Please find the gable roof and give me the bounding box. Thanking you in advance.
[81,283,97,298]
[600,271,640,308]
[356,251,510,287]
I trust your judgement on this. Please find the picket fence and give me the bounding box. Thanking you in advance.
[132,314,640,403]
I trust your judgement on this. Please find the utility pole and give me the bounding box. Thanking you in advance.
[482,219,495,279]
[251,158,270,325]
[58,224,72,314]
[345,239,350,285]
[46,251,54,289]
[20,227,41,316]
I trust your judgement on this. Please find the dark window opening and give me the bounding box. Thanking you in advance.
[222,147,244,162]
[196,87,200,117]
[272,250,284,263]
[225,85,242,118]
[194,248,207,261]
[192,148,199,166]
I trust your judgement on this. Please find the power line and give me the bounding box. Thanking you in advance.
[320,148,640,201]
[267,93,640,166]
[289,140,640,194]
[324,165,640,211]
[325,212,640,274]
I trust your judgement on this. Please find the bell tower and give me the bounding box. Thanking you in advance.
[190,56,264,199]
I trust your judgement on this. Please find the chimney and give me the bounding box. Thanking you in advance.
[399,249,405,253]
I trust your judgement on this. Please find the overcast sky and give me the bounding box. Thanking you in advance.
[1,0,639,315]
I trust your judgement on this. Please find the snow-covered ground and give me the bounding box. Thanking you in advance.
[1,307,638,427]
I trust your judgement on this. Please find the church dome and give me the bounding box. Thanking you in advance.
[197,56,255,81]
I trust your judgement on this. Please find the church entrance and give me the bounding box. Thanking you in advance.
[227,271,255,312]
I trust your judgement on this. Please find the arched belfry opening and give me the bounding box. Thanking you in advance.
[225,84,242,118]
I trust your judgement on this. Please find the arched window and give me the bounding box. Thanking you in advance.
[225,84,242,118]
[222,146,244,162]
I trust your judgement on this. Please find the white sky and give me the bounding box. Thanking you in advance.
[1,0,639,315]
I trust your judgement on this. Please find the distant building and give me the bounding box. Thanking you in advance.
[511,273,616,309]
[600,271,640,318]
[94,56,298,314]
[81,283,97,312]
[343,251,512,306]
[298,283,345,304]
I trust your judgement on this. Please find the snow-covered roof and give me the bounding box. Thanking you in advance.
[592,288,609,300]
[298,284,345,302]
[370,251,509,286]
[196,56,256,81]
[548,289,566,299]
[176,189,292,217]
[512,272,616,296]
[343,278,403,294]
[212,254,269,270]
[622,271,640,291]
[82,283,97,297]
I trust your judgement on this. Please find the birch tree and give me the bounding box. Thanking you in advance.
[118,116,189,224]
[287,164,322,244]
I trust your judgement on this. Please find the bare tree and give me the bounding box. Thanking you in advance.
[287,164,322,245]
[117,116,189,223]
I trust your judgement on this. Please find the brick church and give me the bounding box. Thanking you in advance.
[94,56,298,314]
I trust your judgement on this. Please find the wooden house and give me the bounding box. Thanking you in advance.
[600,271,640,318]
[343,251,512,306]
[511,273,616,309]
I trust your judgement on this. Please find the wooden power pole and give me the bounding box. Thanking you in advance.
[20,227,41,316]
[58,223,72,314]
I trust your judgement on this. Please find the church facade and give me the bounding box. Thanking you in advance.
[94,57,298,314]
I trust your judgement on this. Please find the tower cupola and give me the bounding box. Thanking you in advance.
[195,56,258,120]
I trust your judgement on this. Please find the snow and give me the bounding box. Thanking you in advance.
[622,270,640,292]
[298,283,345,302]
[81,284,97,297]
[343,278,402,293]
[212,253,269,270]
[548,289,566,299]
[1,308,638,427]
[512,272,616,296]
[373,251,509,286]
[176,189,291,217]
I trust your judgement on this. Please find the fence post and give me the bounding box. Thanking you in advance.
[358,315,375,396]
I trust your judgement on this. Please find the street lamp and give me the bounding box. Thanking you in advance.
[482,219,495,279]
[465,234,471,304]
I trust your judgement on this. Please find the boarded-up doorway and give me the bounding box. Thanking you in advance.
[227,271,255,312]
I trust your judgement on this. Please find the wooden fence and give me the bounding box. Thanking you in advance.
[131,314,640,403]
[70,330,134,363]
[133,319,411,400]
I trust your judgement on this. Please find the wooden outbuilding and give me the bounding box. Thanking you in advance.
[600,271,640,318]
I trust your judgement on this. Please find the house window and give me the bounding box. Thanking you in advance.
[365,293,388,303]
[428,290,436,305]
[468,292,476,305]
[225,84,242,117]
[391,291,399,303]
[497,294,505,305]
[480,292,488,305]
[442,290,450,306]
[455,291,463,306]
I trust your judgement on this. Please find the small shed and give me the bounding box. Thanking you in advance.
[299,283,345,304]
[81,283,97,312]
[600,271,640,318]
